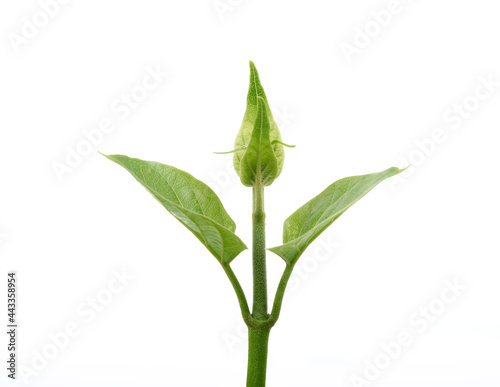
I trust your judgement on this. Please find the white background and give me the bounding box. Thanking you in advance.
[1,0,499,386]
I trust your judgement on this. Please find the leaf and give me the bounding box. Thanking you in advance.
[233,61,285,185]
[268,167,405,265]
[239,97,279,186]
[104,154,247,264]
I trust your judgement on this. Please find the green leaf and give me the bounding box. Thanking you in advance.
[103,154,247,264]
[268,167,405,265]
[239,97,279,186]
[233,61,285,185]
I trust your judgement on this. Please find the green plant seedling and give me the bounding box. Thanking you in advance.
[102,61,406,387]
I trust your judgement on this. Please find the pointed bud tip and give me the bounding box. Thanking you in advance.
[249,61,259,77]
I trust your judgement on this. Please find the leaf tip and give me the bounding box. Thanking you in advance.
[389,165,410,175]
[214,145,248,155]
[272,140,295,148]
[98,151,114,161]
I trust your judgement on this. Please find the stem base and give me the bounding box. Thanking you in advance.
[246,328,271,387]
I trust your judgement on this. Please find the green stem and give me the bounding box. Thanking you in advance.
[246,328,271,387]
[252,183,268,320]
[222,263,252,325]
[269,263,294,324]
[246,182,270,387]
